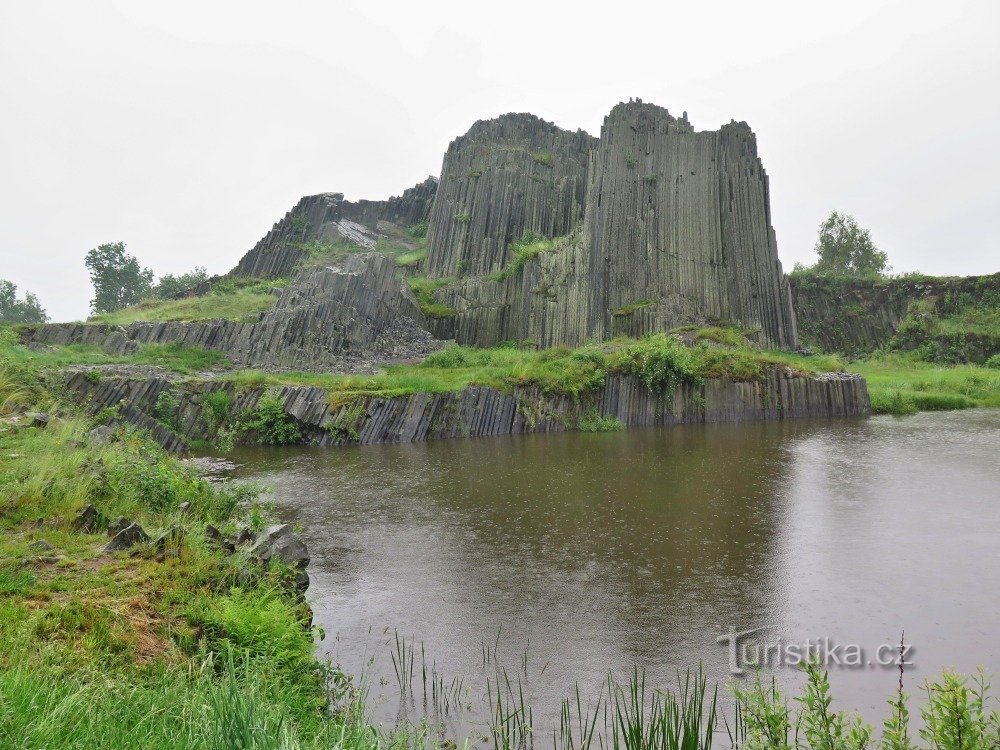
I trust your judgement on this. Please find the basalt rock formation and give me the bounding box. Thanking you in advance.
[62,367,869,452]
[26,99,804,370]
[427,102,797,349]
[229,176,438,280]
[791,272,1000,360]
[25,254,442,372]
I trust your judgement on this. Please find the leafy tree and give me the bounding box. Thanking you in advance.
[0,279,48,323]
[796,212,889,278]
[84,242,154,313]
[153,266,208,299]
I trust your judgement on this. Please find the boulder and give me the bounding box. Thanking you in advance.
[29,412,49,428]
[87,425,115,445]
[105,522,150,552]
[72,504,103,533]
[249,524,309,569]
[107,517,132,536]
[28,539,53,553]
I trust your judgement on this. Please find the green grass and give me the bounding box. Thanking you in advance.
[488,231,562,282]
[0,349,376,748]
[612,299,656,317]
[219,335,846,406]
[1,330,229,375]
[407,276,457,318]
[850,354,1000,414]
[90,278,287,325]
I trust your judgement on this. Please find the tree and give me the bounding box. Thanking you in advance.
[797,212,889,278]
[84,242,154,314]
[0,280,48,323]
[153,266,209,299]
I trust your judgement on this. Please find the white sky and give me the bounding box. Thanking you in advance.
[1,0,997,322]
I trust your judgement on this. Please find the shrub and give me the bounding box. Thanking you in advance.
[152,390,180,432]
[531,151,554,167]
[578,412,624,432]
[239,394,301,446]
[986,353,1000,369]
[608,334,701,393]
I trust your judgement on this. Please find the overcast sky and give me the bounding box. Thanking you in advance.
[1,0,997,322]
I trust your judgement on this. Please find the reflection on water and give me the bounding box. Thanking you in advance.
[230,410,1000,733]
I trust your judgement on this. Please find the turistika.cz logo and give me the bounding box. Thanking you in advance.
[717,627,914,676]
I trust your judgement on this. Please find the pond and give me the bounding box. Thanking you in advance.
[231,410,1000,736]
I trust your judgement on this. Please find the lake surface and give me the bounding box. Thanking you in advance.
[231,410,1000,737]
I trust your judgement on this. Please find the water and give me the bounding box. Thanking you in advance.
[231,410,1000,736]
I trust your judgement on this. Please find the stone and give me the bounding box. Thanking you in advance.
[235,527,255,546]
[249,524,310,569]
[204,524,223,542]
[105,522,150,552]
[87,425,115,445]
[72,504,102,533]
[293,568,310,593]
[178,501,191,514]
[28,539,53,553]
[29,412,49,428]
[107,517,132,536]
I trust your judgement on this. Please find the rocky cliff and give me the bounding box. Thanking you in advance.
[229,177,438,280]
[791,272,1000,360]
[27,99,806,372]
[25,254,444,372]
[61,367,869,452]
[425,101,798,349]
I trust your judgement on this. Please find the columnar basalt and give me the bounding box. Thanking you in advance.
[425,101,798,349]
[230,176,437,280]
[424,114,595,278]
[23,254,444,372]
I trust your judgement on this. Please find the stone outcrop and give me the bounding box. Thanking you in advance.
[791,272,1000,359]
[425,101,798,349]
[61,367,869,452]
[22,254,447,373]
[229,176,437,280]
[424,114,595,278]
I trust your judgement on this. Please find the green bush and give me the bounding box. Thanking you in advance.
[986,353,1000,369]
[578,412,624,432]
[152,390,180,432]
[239,394,301,445]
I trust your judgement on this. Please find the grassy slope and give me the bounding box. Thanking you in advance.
[89,278,289,326]
[224,333,846,404]
[849,354,1000,415]
[0,354,372,749]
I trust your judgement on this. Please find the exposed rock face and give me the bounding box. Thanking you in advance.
[424,114,595,278]
[426,101,798,349]
[29,100,807,373]
[61,368,869,453]
[22,254,446,373]
[791,272,1000,359]
[230,177,438,280]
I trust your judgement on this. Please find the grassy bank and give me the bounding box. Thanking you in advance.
[224,333,846,403]
[90,277,288,325]
[0,354,371,748]
[849,354,1000,415]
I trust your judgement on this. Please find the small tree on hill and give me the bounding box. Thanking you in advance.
[797,212,889,278]
[0,280,48,323]
[84,242,154,314]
